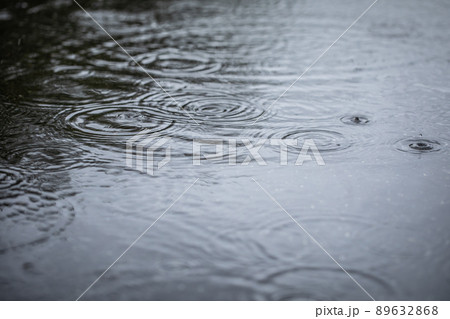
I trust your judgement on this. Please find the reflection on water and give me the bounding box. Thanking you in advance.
[1,0,450,300]
[0,165,75,253]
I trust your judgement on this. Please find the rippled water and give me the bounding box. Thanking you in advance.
[1,0,450,300]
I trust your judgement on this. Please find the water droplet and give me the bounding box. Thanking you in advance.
[340,115,370,125]
[395,138,442,154]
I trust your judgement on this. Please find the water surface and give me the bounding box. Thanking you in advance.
[1,0,450,300]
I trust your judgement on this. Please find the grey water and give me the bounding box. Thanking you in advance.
[1,0,450,300]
